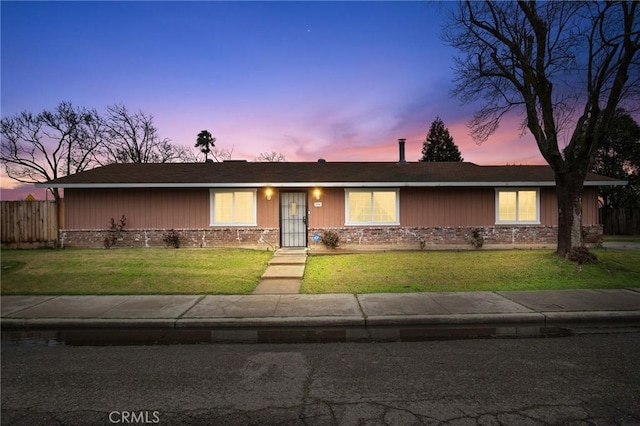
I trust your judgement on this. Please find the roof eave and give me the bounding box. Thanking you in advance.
[585,180,628,186]
[34,180,621,189]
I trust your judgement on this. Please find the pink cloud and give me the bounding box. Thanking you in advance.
[446,117,546,165]
[0,183,51,201]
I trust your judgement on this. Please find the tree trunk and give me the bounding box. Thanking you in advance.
[51,188,62,249]
[555,171,585,256]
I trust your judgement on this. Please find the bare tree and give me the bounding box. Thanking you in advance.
[184,146,233,163]
[208,145,234,162]
[444,1,640,256]
[98,104,185,164]
[255,151,287,162]
[1,101,101,202]
[182,145,234,163]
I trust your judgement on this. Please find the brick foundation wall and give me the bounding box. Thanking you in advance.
[60,225,603,250]
[307,225,604,250]
[60,228,280,250]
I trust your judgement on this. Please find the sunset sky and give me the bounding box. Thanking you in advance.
[1,1,547,200]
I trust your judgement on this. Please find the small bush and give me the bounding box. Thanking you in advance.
[469,228,484,249]
[103,215,126,249]
[566,247,598,264]
[162,229,181,248]
[321,230,340,249]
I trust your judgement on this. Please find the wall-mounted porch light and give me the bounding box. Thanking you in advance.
[265,188,273,201]
[313,188,321,200]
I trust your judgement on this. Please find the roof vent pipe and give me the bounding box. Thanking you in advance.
[398,138,406,163]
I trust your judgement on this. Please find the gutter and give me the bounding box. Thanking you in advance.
[35,180,628,189]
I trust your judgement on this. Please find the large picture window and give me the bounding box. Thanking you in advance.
[345,189,399,225]
[210,190,257,226]
[495,189,539,224]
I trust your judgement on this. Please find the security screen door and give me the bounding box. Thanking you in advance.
[280,192,307,247]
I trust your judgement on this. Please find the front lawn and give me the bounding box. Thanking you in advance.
[0,248,272,295]
[301,249,640,293]
[2,248,638,296]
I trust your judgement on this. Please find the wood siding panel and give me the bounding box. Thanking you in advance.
[257,189,279,228]
[65,188,210,229]
[401,188,495,227]
[582,187,599,225]
[539,188,557,225]
[308,188,345,228]
[538,188,598,226]
[63,186,602,230]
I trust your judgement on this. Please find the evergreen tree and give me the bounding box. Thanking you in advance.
[420,117,463,162]
[195,130,216,162]
[591,110,640,209]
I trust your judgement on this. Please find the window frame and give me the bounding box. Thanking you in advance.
[495,188,540,225]
[344,189,400,226]
[209,189,258,226]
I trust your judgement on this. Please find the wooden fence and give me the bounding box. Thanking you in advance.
[1,201,59,248]
[599,207,640,235]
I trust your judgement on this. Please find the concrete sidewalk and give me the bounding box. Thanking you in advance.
[2,288,639,343]
[252,248,307,294]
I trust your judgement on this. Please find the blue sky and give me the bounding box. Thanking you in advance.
[1,1,546,200]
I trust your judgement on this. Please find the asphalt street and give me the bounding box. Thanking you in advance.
[2,333,639,425]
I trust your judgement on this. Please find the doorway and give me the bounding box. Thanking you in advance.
[280,191,308,247]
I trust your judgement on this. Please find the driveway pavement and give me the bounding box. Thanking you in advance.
[602,241,640,249]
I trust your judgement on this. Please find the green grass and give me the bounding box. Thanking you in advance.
[2,248,638,296]
[1,248,272,295]
[301,249,640,293]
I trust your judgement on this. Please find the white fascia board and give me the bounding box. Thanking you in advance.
[36,180,627,189]
[36,181,552,189]
[583,180,628,186]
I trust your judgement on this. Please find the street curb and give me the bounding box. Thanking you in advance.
[175,316,365,328]
[3,312,640,330]
[365,313,545,326]
[3,310,640,344]
[543,311,640,325]
[0,318,177,329]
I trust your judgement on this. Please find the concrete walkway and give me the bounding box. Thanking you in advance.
[252,248,307,294]
[602,241,640,250]
[2,289,639,344]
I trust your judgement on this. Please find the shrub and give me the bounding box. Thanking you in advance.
[566,247,598,264]
[103,215,126,249]
[321,230,340,249]
[419,238,426,250]
[162,229,181,248]
[469,228,484,249]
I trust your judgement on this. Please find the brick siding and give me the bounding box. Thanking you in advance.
[60,228,279,250]
[307,225,603,250]
[61,225,603,250]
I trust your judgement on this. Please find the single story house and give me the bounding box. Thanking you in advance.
[38,141,625,250]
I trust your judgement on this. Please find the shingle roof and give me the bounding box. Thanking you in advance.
[36,161,626,188]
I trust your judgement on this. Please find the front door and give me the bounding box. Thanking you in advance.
[280,191,307,247]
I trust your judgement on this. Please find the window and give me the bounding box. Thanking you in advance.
[495,189,539,224]
[345,189,399,225]
[210,190,257,226]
